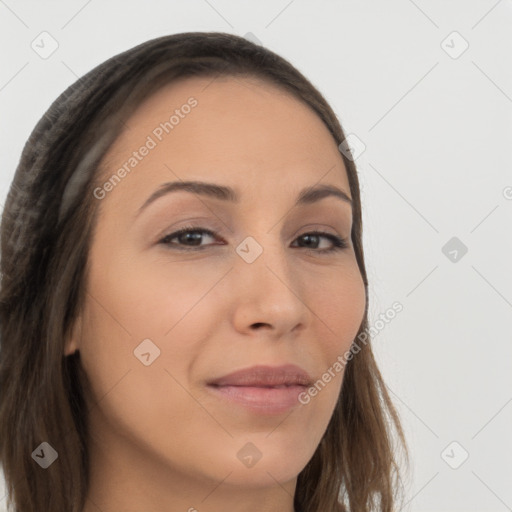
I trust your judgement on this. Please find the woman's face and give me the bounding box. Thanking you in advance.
[68,75,366,505]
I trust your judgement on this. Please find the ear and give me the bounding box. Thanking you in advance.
[64,314,82,357]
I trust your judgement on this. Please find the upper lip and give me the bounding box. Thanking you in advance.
[207,364,313,387]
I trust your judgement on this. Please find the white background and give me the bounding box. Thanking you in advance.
[1,1,511,511]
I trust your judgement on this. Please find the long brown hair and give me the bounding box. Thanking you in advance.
[0,32,408,512]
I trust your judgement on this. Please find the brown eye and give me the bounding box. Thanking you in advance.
[160,226,218,250]
[292,231,349,254]
[159,226,348,254]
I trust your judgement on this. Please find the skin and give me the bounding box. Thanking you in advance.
[65,75,366,512]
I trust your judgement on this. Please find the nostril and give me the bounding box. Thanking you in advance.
[251,322,269,329]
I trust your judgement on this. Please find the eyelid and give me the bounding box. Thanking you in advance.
[155,217,229,242]
[158,221,344,242]
[158,224,349,254]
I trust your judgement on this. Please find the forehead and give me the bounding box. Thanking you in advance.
[98,75,350,208]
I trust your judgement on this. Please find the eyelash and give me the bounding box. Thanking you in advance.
[159,225,349,254]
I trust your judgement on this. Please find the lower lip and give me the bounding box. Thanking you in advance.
[206,384,307,414]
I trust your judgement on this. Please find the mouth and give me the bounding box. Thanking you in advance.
[206,383,309,414]
[208,383,303,389]
[206,364,312,415]
[207,364,313,388]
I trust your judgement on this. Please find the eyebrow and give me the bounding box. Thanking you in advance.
[137,180,352,216]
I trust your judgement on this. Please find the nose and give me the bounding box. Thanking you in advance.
[229,238,310,338]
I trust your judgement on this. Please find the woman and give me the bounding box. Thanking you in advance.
[0,32,408,512]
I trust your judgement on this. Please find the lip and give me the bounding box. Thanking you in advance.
[206,364,313,415]
[207,364,313,387]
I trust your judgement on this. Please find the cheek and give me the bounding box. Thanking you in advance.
[87,240,220,340]
[310,263,366,348]
[77,268,208,450]
[295,263,366,396]
[79,248,221,404]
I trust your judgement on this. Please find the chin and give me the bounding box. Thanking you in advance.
[220,461,304,488]
[210,443,311,488]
